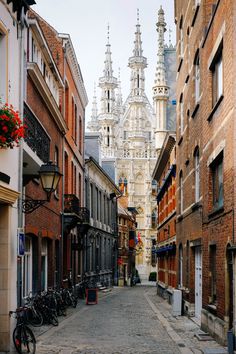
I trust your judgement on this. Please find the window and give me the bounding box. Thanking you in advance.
[79,173,81,202]
[179,171,183,214]
[151,210,157,229]
[151,180,157,196]
[74,104,77,144]
[194,50,200,103]
[209,245,217,304]
[211,152,223,210]
[65,83,69,125]
[211,45,223,107]
[79,116,82,153]
[179,94,184,135]
[178,244,183,288]
[41,239,48,291]
[119,176,128,195]
[179,16,184,58]
[194,147,200,202]
[23,236,32,297]
[0,29,7,102]
[54,146,59,196]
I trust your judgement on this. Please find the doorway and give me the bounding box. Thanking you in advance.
[195,246,202,318]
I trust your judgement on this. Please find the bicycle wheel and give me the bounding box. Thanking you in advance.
[27,307,43,327]
[13,326,22,354]
[50,313,59,326]
[71,295,77,308]
[13,326,36,354]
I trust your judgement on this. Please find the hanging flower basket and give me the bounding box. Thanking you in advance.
[0,103,25,148]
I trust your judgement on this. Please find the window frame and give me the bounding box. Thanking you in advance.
[210,42,223,108]
[211,152,223,211]
[194,50,200,103]
[194,148,200,202]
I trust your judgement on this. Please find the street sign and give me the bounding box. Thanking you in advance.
[18,231,25,256]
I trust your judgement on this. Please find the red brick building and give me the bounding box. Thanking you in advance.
[117,198,137,286]
[175,0,235,344]
[22,10,88,297]
[153,133,177,297]
[23,13,66,295]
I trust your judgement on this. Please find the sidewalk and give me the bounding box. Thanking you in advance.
[145,286,228,354]
[33,287,121,339]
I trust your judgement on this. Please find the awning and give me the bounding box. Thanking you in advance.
[156,244,176,256]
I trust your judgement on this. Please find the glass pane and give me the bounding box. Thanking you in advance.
[217,57,223,99]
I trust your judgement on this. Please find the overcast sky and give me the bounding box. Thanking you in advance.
[33,1,176,128]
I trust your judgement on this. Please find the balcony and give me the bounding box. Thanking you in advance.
[63,194,90,232]
[24,104,50,163]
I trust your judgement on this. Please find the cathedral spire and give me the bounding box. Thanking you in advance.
[128,10,147,98]
[153,6,169,150]
[116,68,123,116]
[103,24,113,79]
[133,9,143,57]
[87,83,99,132]
[98,26,118,158]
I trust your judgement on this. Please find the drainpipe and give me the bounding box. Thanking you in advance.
[17,7,27,307]
[60,43,67,288]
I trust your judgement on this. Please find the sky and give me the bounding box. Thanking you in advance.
[32,1,176,128]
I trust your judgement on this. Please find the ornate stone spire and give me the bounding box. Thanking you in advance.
[116,68,123,116]
[133,9,143,57]
[128,9,147,99]
[87,83,99,132]
[98,25,118,158]
[153,6,169,150]
[103,24,113,79]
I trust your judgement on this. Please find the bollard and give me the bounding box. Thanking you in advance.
[227,330,234,354]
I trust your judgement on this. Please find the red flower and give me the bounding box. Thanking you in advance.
[0,103,25,148]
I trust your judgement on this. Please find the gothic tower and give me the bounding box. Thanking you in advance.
[98,26,118,159]
[86,7,176,281]
[115,11,158,280]
[153,6,169,150]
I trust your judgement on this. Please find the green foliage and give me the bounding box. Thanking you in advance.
[148,272,157,281]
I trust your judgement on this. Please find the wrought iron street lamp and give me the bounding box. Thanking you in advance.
[22,161,62,213]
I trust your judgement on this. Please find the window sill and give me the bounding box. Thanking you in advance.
[208,206,224,218]
[191,103,200,119]
[207,95,224,122]
[178,136,183,146]
[191,201,202,211]
[177,58,183,72]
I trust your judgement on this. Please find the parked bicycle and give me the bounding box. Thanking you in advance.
[9,307,36,354]
[23,295,43,327]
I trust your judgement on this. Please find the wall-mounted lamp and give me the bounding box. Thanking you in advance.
[22,161,62,213]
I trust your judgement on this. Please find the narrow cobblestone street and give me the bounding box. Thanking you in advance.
[34,286,227,354]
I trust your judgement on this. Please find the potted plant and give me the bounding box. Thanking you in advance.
[0,103,25,148]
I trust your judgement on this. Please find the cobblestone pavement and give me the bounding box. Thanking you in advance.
[33,286,227,354]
